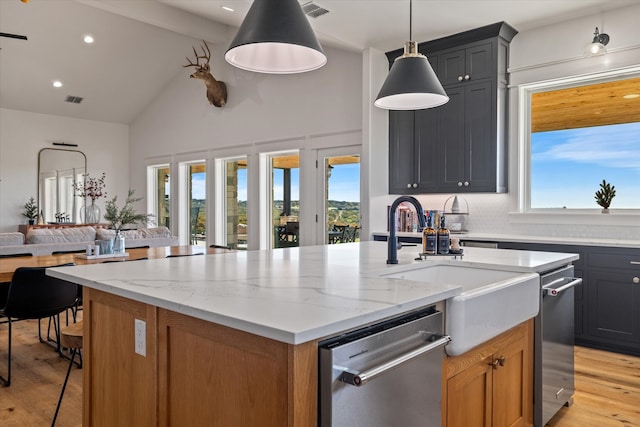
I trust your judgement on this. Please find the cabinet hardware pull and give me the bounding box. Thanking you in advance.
[458,76,464,81]
[464,181,469,187]
[633,277,639,284]
[464,75,470,80]
[339,335,451,386]
[488,356,505,369]
[406,183,412,188]
[630,261,640,265]
[412,183,418,188]
[457,182,463,187]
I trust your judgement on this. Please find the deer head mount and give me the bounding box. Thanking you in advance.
[183,41,227,108]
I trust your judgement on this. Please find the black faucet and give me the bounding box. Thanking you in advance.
[387,196,427,264]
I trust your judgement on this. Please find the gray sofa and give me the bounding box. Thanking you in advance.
[0,226,178,256]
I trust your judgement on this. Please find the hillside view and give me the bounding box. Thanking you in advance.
[190,199,360,235]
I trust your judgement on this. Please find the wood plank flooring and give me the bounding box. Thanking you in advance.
[547,346,640,426]
[1,317,82,427]
[1,319,639,426]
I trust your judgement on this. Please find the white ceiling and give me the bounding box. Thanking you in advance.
[0,0,635,124]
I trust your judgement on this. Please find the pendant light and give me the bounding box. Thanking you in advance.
[225,0,327,74]
[375,0,448,110]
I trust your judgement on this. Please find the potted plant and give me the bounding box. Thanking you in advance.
[103,189,153,253]
[22,196,38,225]
[595,179,616,213]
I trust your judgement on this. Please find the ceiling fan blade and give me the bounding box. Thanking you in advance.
[0,32,28,40]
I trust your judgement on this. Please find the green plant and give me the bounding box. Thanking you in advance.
[22,196,38,221]
[595,179,616,209]
[104,189,153,230]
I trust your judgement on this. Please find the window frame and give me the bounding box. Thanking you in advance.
[515,66,640,223]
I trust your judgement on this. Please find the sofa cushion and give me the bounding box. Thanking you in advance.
[0,232,25,246]
[26,226,96,244]
[96,226,172,240]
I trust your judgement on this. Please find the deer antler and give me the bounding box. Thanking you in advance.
[183,42,211,69]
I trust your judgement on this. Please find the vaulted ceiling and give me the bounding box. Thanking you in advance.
[1,0,636,124]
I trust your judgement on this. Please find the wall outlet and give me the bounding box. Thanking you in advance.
[134,318,146,357]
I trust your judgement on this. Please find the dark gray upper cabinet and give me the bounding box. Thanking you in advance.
[438,41,494,86]
[386,22,517,195]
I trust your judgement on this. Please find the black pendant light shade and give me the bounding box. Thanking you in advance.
[375,42,449,110]
[225,0,327,74]
[375,0,448,110]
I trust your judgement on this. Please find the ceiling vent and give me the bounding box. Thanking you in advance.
[65,95,83,104]
[302,2,329,18]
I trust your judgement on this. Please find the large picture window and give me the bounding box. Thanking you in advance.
[526,74,640,210]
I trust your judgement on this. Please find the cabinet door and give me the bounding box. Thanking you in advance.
[439,48,466,86]
[388,110,416,194]
[492,335,531,427]
[439,87,467,191]
[446,358,493,427]
[587,270,640,344]
[414,107,439,191]
[465,80,495,191]
[466,42,494,81]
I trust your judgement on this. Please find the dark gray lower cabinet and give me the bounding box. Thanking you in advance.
[496,241,640,356]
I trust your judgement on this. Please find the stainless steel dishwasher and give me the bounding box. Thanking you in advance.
[319,306,450,427]
[535,265,582,426]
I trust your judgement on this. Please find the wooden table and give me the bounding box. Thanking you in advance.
[0,246,228,283]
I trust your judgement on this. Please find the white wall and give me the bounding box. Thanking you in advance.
[366,3,640,242]
[129,43,363,244]
[0,108,129,232]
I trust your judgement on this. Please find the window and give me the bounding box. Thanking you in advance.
[150,165,171,228]
[223,158,248,250]
[321,152,360,244]
[188,162,206,245]
[270,153,299,249]
[524,72,640,210]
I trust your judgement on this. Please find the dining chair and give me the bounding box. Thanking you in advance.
[0,264,78,387]
[166,253,204,258]
[51,319,83,426]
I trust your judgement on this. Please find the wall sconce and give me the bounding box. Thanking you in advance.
[585,27,609,56]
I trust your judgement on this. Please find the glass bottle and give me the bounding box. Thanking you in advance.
[422,214,437,255]
[437,216,450,255]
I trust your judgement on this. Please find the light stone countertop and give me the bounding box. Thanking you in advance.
[47,241,577,345]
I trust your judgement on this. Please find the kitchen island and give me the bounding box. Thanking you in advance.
[47,242,577,426]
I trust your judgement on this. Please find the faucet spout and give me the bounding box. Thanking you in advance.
[387,196,427,264]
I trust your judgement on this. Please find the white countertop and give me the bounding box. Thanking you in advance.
[47,241,576,345]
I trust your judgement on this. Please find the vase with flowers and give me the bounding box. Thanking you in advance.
[73,172,107,224]
[103,189,153,254]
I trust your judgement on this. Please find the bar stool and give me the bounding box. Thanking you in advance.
[51,320,83,426]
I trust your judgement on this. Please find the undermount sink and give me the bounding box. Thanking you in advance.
[381,264,540,356]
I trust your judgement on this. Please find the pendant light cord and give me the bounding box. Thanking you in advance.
[409,0,413,41]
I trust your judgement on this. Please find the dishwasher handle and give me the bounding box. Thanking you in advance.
[543,277,582,297]
[339,334,451,387]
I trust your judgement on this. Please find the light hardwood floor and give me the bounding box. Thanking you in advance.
[1,319,639,426]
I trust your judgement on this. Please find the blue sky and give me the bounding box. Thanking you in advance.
[531,122,640,208]
[328,163,360,202]
[190,162,361,202]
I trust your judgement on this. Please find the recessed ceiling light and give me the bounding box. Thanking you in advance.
[52,81,63,88]
[623,94,640,99]
[222,6,234,12]
[83,35,94,44]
